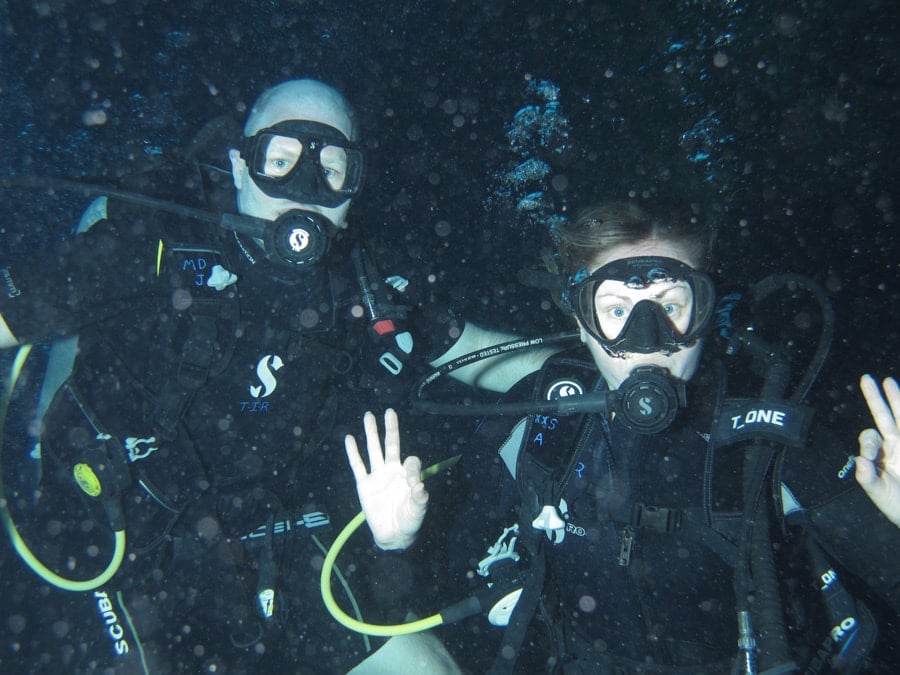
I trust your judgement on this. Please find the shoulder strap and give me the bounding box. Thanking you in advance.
[154,313,222,435]
[487,542,546,675]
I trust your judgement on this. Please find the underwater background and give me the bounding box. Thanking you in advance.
[1,0,897,671]
[2,0,897,419]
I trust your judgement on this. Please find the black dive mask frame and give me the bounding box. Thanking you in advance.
[566,256,716,357]
[241,120,365,209]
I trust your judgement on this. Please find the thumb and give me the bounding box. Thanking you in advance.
[855,454,876,488]
[404,457,429,507]
[409,481,430,507]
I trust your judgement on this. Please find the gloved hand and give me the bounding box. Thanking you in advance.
[857,374,900,527]
[345,409,428,550]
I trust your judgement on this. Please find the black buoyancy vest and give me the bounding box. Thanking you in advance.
[508,355,743,566]
[496,352,878,673]
[38,203,240,511]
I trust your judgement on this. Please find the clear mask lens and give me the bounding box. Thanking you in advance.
[569,256,715,354]
[252,134,359,193]
[592,279,694,340]
[243,120,365,207]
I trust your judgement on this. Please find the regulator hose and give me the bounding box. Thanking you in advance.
[1,345,126,591]
[320,454,480,637]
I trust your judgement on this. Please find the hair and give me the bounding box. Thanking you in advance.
[552,200,716,275]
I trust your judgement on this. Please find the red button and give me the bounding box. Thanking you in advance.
[373,319,396,335]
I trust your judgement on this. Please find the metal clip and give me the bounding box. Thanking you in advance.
[618,525,635,567]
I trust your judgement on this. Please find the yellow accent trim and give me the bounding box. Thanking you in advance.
[156,239,164,277]
[73,463,102,497]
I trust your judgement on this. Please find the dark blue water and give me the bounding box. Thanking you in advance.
[1,0,897,671]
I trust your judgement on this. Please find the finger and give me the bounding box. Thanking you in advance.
[860,375,897,439]
[345,434,369,481]
[383,408,401,465]
[363,411,385,469]
[858,428,883,462]
[884,377,900,423]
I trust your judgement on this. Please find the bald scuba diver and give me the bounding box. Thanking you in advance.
[0,78,469,673]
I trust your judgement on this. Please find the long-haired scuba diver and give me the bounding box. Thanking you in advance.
[342,200,899,674]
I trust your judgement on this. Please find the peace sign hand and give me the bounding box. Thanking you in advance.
[857,375,900,527]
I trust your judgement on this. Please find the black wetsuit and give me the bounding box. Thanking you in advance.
[440,351,899,673]
[0,196,430,673]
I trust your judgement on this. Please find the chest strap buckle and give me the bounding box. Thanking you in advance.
[630,502,682,533]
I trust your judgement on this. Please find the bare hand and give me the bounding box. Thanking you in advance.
[857,375,900,527]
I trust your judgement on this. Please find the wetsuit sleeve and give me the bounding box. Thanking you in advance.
[779,424,900,611]
[0,215,164,344]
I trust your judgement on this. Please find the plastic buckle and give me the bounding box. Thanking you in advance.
[477,524,521,577]
[630,502,682,533]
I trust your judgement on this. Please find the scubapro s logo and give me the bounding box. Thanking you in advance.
[638,396,655,416]
[250,354,284,398]
[546,379,584,401]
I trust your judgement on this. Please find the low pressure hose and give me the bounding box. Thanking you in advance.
[1,344,127,591]
[750,273,835,404]
[320,454,505,637]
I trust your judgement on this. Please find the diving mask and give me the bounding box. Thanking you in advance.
[567,256,715,356]
[241,120,365,208]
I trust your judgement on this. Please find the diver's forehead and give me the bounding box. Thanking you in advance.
[247,97,353,139]
[596,278,691,296]
[588,240,699,273]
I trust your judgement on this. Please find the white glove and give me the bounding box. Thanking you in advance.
[345,409,428,550]
[857,375,900,527]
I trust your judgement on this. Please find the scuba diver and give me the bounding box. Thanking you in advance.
[343,201,900,673]
[0,78,465,673]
